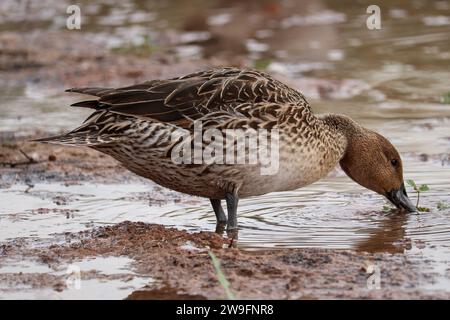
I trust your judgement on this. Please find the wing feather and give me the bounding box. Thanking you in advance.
[66,67,309,127]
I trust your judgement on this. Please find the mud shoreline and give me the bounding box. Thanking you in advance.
[1,137,449,300]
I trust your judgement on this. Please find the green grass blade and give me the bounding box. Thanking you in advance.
[208,251,236,300]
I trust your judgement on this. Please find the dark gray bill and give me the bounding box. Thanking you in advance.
[386,183,416,212]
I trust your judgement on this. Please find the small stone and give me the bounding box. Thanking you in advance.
[418,153,428,162]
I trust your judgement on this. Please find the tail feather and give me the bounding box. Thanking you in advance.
[66,87,116,111]
[33,110,128,147]
[32,133,120,146]
[70,100,101,109]
[66,87,115,97]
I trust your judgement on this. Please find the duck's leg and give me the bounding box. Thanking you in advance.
[225,192,239,239]
[210,199,227,233]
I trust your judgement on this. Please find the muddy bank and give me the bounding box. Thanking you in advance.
[1,221,449,300]
[0,28,228,90]
[0,133,129,186]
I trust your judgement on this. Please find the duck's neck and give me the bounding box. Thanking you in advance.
[319,113,365,161]
[321,112,364,132]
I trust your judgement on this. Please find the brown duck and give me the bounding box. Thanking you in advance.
[36,67,416,235]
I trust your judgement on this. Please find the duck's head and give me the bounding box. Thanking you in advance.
[338,123,416,212]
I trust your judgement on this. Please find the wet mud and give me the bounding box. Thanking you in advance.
[2,219,450,300]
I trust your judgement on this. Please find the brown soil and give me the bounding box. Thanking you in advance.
[0,135,128,186]
[1,220,448,300]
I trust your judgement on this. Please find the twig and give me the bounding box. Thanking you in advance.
[0,160,36,168]
[416,191,420,208]
[19,149,37,164]
[0,149,43,167]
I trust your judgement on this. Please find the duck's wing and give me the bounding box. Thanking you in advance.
[67,67,309,128]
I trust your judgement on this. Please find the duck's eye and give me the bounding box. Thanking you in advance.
[391,159,398,167]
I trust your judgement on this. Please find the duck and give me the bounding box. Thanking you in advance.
[36,67,416,236]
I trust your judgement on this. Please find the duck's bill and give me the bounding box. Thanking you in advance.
[386,183,417,212]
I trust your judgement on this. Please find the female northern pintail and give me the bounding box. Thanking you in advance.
[36,67,416,235]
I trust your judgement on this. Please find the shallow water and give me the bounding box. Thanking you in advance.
[1,163,449,251]
[0,256,151,299]
[1,0,450,297]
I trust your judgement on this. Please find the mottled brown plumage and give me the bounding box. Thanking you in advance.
[36,67,415,235]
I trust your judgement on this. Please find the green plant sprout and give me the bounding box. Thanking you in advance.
[208,251,236,300]
[437,201,450,211]
[406,179,430,212]
[442,91,450,104]
[111,34,160,57]
[253,59,272,70]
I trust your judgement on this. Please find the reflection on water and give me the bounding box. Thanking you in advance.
[0,0,450,296]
